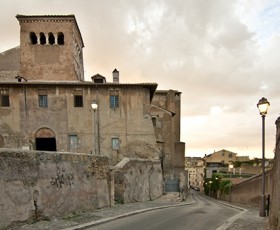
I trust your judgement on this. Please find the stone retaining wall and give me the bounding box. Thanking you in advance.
[0,149,113,230]
[268,117,280,229]
[114,158,163,203]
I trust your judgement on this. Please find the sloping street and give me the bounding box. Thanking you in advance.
[84,193,240,230]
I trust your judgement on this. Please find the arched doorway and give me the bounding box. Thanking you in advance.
[35,128,57,151]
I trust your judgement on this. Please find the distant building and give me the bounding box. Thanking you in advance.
[236,156,250,162]
[185,157,205,191]
[204,149,238,165]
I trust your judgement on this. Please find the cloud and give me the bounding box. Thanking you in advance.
[0,0,279,158]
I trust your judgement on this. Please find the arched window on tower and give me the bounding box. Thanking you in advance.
[30,32,37,45]
[40,32,46,45]
[57,32,64,45]
[48,32,55,45]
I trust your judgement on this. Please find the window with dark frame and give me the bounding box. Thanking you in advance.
[110,95,119,108]
[74,90,83,107]
[0,89,10,107]
[38,89,48,107]
[74,95,83,107]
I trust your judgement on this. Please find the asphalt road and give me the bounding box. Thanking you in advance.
[86,192,241,230]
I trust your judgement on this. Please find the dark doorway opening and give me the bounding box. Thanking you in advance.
[36,138,57,151]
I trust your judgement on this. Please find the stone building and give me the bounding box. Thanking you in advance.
[151,90,186,190]
[0,15,161,166]
[0,14,185,184]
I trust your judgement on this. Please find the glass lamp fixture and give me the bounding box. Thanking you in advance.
[91,100,98,111]
[257,97,270,116]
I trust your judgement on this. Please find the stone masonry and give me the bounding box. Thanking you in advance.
[0,149,113,230]
[114,157,163,203]
[268,116,280,229]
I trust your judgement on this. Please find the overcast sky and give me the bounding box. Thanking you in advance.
[0,0,279,159]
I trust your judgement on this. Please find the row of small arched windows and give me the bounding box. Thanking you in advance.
[30,32,64,45]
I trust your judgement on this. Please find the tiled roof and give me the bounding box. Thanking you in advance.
[0,46,20,71]
[0,71,20,82]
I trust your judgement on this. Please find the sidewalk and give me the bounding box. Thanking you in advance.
[220,203,269,230]
[6,193,268,230]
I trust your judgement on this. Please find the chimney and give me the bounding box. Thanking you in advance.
[113,68,119,83]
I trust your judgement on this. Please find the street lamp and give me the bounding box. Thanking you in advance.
[91,100,98,111]
[91,100,99,154]
[257,97,270,217]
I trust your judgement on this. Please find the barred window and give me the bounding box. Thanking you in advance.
[74,95,83,107]
[0,89,10,107]
[38,89,48,107]
[110,95,119,108]
[74,90,83,107]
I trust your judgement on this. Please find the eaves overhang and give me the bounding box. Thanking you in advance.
[0,81,158,101]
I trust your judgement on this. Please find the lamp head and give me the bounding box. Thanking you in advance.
[257,97,270,116]
[91,100,98,111]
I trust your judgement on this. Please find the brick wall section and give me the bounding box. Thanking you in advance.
[114,158,163,203]
[0,149,113,230]
[269,116,280,229]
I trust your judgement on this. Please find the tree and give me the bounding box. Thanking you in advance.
[220,180,232,195]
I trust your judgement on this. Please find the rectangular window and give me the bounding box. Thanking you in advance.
[38,89,48,107]
[69,135,78,149]
[74,95,83,107]
[39,95,48,107]
[110,95,119,108]
[112,137,120,150]
[229,153,233,158]
[0,89,10,107]
[1,95,10,107]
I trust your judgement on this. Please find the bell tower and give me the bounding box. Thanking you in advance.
[16,14,84,81]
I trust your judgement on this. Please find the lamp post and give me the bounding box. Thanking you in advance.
[257,97,270,217]
[91,100,99,154]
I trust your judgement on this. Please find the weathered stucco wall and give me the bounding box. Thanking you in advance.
[151,90,185,181]
[0,84,159,165]
[0,149,113,230]
[114,158,163,203]
[269,117,280,229]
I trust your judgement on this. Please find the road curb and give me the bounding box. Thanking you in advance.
[216,209,248,230]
